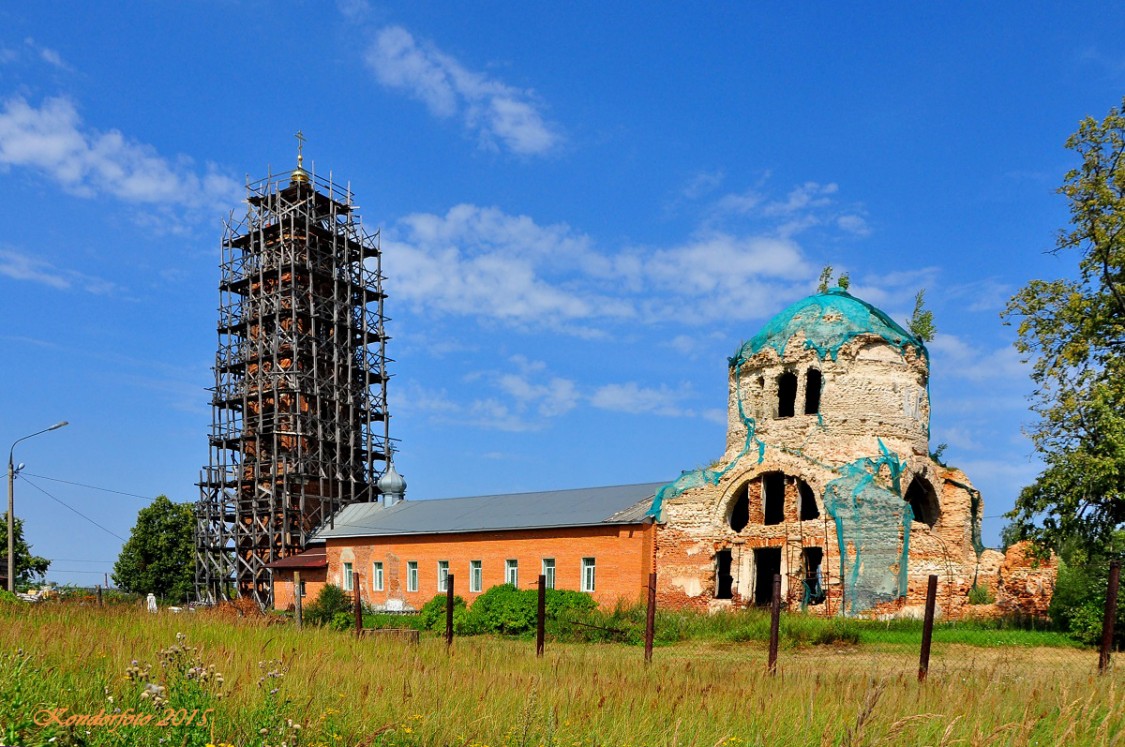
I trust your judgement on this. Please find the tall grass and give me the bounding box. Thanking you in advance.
[0,602,1118,747]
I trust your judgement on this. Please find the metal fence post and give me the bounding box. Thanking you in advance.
[536,574,546,657]
[768,573,781,674]
[293,570,303,629]
[1099,560,1121,674]
[918,574,938,682]
[644,571,657,663]
[445,573,455,648]
[353,571,362,637]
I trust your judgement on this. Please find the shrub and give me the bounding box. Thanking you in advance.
[1050,555,1124,646]
[545,588,598,619]
[419,593,468,631]
[329,611,354,632]
[967,584,996,605]
[467,584,537,635]
[304,584,351,627]
[458,585,600,637]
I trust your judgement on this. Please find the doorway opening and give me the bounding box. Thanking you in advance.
[753,547,782,606]
[715,549,733,599]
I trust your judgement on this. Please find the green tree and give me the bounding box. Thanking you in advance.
[909,289,936,342]
[817,265,834,292]
[112,495,194,603]
[816,265,850,292]
[0,513,50,587]
[1003,97,1125,550]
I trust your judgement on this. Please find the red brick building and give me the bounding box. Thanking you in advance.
[268,483,660,611]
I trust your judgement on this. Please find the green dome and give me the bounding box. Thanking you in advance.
[732,287,925,364]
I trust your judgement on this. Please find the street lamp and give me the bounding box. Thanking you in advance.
[7,421,68,592]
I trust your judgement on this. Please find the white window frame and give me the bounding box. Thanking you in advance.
[542,558,556,589]
[470,560,483,593]
[437,560,450,592]
[372,561,384,592]
[342,561,354,591]
[581,557,596,593]
[407,561,418,593]
[505,559,519,587]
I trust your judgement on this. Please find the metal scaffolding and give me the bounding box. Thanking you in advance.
[195,155,391,606]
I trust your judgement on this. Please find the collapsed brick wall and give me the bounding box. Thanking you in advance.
[651,290,1056,618]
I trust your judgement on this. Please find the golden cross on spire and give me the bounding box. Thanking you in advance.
[290,130,310,184]
[295,129,306,168]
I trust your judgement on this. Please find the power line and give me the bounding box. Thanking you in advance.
[21,472,152,500]
[50,558,115,564]
[18,475,127,542]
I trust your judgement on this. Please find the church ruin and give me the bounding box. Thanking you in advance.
[650,287,1054,616]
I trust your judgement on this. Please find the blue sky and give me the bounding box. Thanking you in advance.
[1,3,1123,587]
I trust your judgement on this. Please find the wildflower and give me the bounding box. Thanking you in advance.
[142,683,166,698]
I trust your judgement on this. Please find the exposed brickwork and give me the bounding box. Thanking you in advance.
[652,291,1057,619]
[997,541,1058,616]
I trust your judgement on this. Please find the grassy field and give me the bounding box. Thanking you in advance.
[0,602,1120,747]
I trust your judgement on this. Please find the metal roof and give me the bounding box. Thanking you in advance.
[312,482,664,541]
[263,546,327,570]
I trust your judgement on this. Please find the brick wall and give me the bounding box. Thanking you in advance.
[308,523,653,611]
[270,567,326,610]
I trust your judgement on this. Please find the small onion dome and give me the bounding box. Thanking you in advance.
[290,151,310,185]
[377,462,406,496]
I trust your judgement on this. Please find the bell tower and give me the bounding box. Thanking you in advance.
[195,138,393,606]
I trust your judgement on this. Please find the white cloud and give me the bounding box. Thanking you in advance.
[708,179,874,243]
[1,38,68,69]
[590,382,696,418]
[337,0,371,21]
[364,25,561,155]
[680,170,725,200]
[384,202,816,330]
[0,246,119,294]
[928,333,1027,382]
[38,47,67,70]
[0,96,241,211]
[944,277,1014,312]
[836,214,870,237]
[934,425,982,451]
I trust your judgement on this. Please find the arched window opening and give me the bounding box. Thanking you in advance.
[763,472,785,525]
[804,369,822,415]
[715,549,733,599]
[728,483,750,532]
[798,479,819,520]
[777,371,797,418]
[905,475,940,528]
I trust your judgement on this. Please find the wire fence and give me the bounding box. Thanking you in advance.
[398,562,1124,680]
